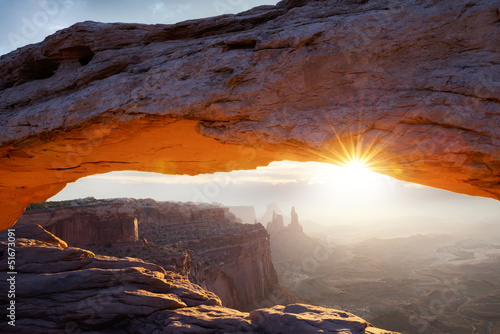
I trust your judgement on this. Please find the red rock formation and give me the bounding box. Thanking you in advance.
[289,206,303,233]
[14,198,293,311]
[0,0,499,229]
[0,224,398,333]
[15,199,138,247]
[132,199,293,311]
[267,207,320,263]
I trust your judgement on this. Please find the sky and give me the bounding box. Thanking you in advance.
[49,161,500,228]
[2,1,500,228]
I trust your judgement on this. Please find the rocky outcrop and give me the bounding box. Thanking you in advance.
[14,198,293,311]
[0,225,398,333]
[132,199,293,311]
[289,206,303,233]
[15,199,138,247]
[0,0,499,229]
[0,225,220,333]
[267,210,286,235]
[267,207,322,263]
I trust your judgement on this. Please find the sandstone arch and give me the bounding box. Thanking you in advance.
[0,0,499,230]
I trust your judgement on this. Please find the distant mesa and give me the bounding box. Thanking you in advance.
[266,205,321,264]
[15,197,296,311]
[226,206,258,224]
[266,206,304,236]
[18,198,138,247]
[260,202,287,225]
[289,206,303,233]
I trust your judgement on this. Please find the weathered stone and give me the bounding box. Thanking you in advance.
[16,202,138,246]
[0,0,498,229]
[14,199,294,311]
[249,304,398,334]
[0,224,397,333]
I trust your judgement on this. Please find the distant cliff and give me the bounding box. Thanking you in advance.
[15,198,295,311]
[266,206,322,264]
[0,224,397,333]
[17,199,138,246]
[133,199,295,311]
[227,206,258,224]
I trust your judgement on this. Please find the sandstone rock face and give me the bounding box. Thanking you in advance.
[132,199,292,311]
[0,225,220,333]
[0,225,398,333]
[15,200,138,247]
[0,0,499,229]
[14,198,292,311]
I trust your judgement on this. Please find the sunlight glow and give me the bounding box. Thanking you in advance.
[344,159,368,173]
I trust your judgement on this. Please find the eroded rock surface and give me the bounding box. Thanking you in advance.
[16,198,138,246]
[13,198,295,311]
[0,0,499,229]
[0,225,398,333]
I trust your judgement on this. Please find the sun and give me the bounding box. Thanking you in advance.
[344,159,368,173]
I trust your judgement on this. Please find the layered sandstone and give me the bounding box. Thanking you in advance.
[131,199,293,311]
[16,198,138,246]
[14,198,293,311]
[0,224,398,333]
[0,0,499,229]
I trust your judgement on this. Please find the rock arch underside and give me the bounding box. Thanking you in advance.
[0,0,499,230]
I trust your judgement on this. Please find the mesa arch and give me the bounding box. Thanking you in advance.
[0,0,499,230]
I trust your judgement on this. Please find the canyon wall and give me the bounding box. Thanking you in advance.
[132,199,293,311]
[16,200,138,246]
[0,0,499,229]
[14,198,291,311]
[0,224,397,333]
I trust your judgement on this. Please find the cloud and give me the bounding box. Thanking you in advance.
[84,161,324,186]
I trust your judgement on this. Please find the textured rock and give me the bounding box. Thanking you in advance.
[250,304,397,334]
[14,198,294,311]
[0,0,499,229]
[0,225,220,333]
[16,200,138,246]
[132,199,293,311]
[0,225,397,333]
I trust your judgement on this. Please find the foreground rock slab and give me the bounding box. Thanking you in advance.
[0,0,499,229]
[0,225,398,333]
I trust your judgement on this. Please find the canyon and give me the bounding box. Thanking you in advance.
[16,198,293,311]
[0,0,499,229]
[0,221,397,333]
